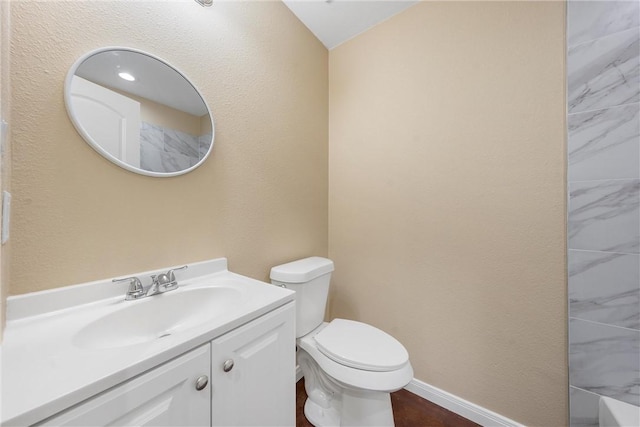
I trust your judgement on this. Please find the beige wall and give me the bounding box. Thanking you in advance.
[328,2,567,426]
[108,84,204,136]
[137,94,202,137]
[0,0,11,341]
[201,113,212,137]
[8,0,568,424]
[9,0,328,295]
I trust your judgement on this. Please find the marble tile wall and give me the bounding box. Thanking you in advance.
[567,2,640,426]
[139,121,213,173]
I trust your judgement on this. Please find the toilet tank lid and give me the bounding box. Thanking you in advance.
[270,257,334,283]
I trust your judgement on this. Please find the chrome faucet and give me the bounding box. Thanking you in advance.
[113,265,188,300]
[112,276,145,300]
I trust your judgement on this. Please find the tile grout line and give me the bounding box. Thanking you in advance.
[567,101,640,117]
[568,178,640,184]
[569,316,640,333]
[568,248,640,256]
[567,25,640,51]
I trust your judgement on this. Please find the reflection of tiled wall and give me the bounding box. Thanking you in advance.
[139,121,212,173]
[567,1,640,426]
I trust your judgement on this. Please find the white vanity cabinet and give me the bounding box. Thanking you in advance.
[37,345,211,427]
[210,303,296,426]
[33,302,295,427]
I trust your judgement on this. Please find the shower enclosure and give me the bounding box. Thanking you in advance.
[566,1,640,425]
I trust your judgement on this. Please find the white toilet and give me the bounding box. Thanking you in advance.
[270,257,413,427]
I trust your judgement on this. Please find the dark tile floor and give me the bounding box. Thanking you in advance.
[296,379,480,427]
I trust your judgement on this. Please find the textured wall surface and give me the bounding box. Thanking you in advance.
[328,2,567,425]
[0,0,11,340]
[567,1,640,425]
[9,0,328,294]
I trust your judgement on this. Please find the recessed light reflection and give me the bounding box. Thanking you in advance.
[118,72,135,82]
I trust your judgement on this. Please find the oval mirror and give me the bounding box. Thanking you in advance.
[64,47,214,177]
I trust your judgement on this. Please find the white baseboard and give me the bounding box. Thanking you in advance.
[404,378,524,427]
[296,372,521,426]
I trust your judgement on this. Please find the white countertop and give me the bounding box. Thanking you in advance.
[0,258,294,426]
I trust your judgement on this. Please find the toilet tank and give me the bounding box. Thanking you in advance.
[270,257,334,338]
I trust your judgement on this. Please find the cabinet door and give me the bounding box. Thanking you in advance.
[38,345,211,426]
[210,303,295,427]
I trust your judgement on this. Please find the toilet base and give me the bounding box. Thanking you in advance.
[304,398,341,427]
[341,388,394,427]
[303,388,395,427]
[299,348,396,427]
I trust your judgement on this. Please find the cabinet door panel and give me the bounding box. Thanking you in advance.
[211,303,295,426]
[38,345,211,427]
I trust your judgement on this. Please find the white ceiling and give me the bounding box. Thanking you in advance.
[282,0,418,50]
[76,50,208,117]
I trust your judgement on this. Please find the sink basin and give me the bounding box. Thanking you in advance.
[73,286,244,349]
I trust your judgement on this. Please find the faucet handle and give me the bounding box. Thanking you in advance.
[167,265,188,283]
[112,276,144,300]
[155,273,172,287]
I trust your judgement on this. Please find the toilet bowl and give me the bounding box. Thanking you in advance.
[298,320,414,426]
[270,257,413,427]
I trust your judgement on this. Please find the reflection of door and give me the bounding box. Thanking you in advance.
[70,76,141,167]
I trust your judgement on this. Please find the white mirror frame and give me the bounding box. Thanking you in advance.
[64,46,215,178]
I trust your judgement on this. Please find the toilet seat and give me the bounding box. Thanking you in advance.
[314,319,409,372]
[298,322,413,393]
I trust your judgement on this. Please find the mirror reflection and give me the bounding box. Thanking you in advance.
[65,48,214,177]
